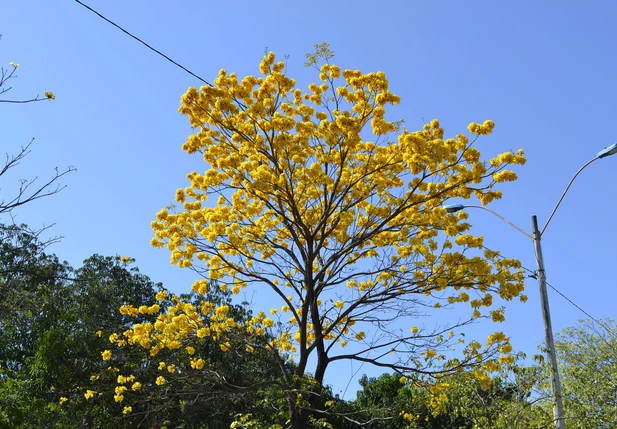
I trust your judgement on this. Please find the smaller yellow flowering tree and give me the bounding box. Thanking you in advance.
[106,44,527,427]
[84,283,290,427]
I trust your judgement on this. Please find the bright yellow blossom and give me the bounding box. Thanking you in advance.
[190,358,205,369]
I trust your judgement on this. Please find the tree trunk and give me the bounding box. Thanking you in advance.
[289,407,309,429]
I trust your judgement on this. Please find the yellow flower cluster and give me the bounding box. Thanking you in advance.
[114,385,127,402]
[429,382,450,403]
[190,358,205,369]
[401,411,419,423]
[119,303,161,317]
[117,374,136,385]
[467,120,495,135]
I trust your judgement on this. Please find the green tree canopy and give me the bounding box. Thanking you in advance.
[550,319,617,428]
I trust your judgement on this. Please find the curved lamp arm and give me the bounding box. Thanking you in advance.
[443,204,533,240]
[466,205,533,240]
[541,142,617,236]
[540,157,597,236]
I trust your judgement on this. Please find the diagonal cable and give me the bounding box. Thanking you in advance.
[74,0,211,86]
[545,280,617,342]
[481,245,617,342]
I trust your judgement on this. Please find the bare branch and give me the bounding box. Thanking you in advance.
[0,139,76,215]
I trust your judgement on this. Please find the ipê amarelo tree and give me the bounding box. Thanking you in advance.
[105,44,527,427]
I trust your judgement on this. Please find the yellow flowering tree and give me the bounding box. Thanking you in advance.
[113,44,527,427]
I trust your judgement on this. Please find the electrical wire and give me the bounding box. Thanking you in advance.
[481,245,617,342]
[74,0,212,86]
[544,280,617,341]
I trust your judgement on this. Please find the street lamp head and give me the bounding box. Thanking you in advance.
[597,143,617,159]
[443,203,466,213]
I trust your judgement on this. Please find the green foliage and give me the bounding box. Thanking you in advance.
[550,319,617,428]
[343,318,617,429]
[0,225,161,428]
[304,42,335,67]
[423,366,548,429]
[349,361,550,429]
[0,224,293,428]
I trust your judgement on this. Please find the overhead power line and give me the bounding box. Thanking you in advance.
[483,245,617,342]
[74,0,211,86]
[545,280,617,341]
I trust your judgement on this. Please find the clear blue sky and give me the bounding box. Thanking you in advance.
[3,0,617,397]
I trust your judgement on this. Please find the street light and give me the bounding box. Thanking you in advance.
[443,144,617,429]
[597,143,617,158]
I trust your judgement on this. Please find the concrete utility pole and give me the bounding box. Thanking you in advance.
[531,215,566,429]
